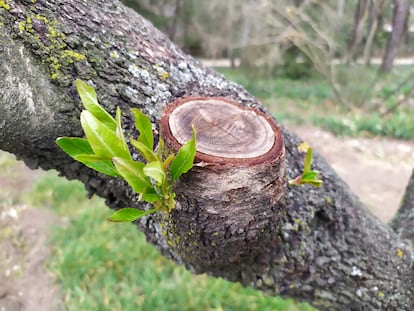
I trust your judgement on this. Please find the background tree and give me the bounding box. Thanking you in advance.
[380,0,410,72]
[1,0,414,310]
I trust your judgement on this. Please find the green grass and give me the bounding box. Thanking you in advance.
[27,172,315,311]
[217,66,414,140]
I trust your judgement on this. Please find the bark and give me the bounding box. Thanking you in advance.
[390,169,414,244]
[380,0,410,73]
[1,1,414,310]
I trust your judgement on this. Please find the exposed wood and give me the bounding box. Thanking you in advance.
[160,96,286,274]
[161,97,283,164]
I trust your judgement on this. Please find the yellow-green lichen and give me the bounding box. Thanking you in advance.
[19,17,35,34]
[110,51,119,59]
[0,0,10,11]
[160,71,169,80]
[34,14,48,24]
[396,248,404,258]
[61,50,86,62]
[17,11,87,80]
[378,291,384,299]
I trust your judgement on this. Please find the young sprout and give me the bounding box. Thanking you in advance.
[56,79,197,222]
[289,142,322,187]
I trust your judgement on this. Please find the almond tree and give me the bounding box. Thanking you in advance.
[1,1,414,310]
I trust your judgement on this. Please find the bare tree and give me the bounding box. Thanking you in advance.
[1,1,414,310]
[345,0,369,63]
[363,0,387,65]
[380,0,410,72]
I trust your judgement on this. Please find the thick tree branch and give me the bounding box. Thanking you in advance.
[1,1,414,310]
[391,169,414,243]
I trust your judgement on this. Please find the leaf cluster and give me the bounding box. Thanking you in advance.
[56,80,196,222]
[289,143,322,187]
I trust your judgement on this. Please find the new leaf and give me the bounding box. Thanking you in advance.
[107,207,156,222]
[144,161,166,185]
[56,137,93,157]
[170,126,196,182]
[132,108,154,150]
[56,137,120,177]
[75,79,116,131]
[81,111,131,160]
[112,157,151,194]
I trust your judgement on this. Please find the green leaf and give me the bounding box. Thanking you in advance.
[75,79,116,131]
[157,135,165,158]
[81,159,120,177]
[115,107,132,160]
[81,111,130,159]
[56,137,93,157]
[163,154,175,171]
[112,157,151,193]
[170,126,196,182]
[74,154,109,162]
[130,139,158,163]
[75,155,120,177]
[107,207,156,222]
[144,161,166,185]
[56,137,119,176]
[132,108,154,150]
[301,171,319,181]
[304,179,323,187]
[303,147,313,173]
[141,188,159,203]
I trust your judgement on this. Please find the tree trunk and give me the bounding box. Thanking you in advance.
[345,0,368,64]
[363,0,383,65]
[1,1,414,310]
[380,0,410,73]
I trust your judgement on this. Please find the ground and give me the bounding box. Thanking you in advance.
[0,158,62,311]
[0,126,413,310]
[294,125,414,222]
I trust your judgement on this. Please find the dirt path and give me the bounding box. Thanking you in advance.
[0,128,414,310]
[293,125,414,222]
[0,153,62,311]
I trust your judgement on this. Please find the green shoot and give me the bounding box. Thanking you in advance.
[56,79,197,222]
[289,143,322,187]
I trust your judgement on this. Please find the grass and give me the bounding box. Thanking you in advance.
[27,171,315,311]
[218,66,414,140]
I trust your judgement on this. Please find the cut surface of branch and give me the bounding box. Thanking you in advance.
[161,97,284,165]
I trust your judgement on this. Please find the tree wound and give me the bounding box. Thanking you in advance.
[161,97,283,165]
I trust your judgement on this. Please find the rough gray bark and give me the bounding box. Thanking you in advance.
[380,0,410,73]
[1,1,414,310]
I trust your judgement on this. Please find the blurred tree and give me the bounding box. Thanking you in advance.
[363,0,387,65]
[380,0,410,72]
[345,0,369,63]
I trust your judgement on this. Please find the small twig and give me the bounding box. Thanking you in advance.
[381,85,414,117]
[382,72,414,103]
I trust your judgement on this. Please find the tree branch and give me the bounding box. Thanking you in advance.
[390,169,414,243]
[1,1,414,310]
